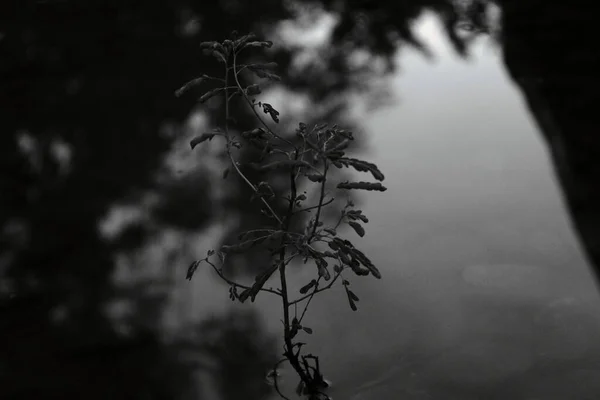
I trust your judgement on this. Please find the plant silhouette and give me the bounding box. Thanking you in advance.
[181,33,387,399]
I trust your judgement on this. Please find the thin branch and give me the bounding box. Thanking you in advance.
[294,197,335,214]
[239,228,276,236]
[276,149,315,387]
[223,58,283,226]
[308,160,329,241]
[205,259,282,297]
[333,210,346,230]
[232,52,296,149]
[270,359,292,400]
[298,276,322,324]
[289,268,344,305]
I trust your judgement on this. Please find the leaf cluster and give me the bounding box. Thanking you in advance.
[177,32,387,400]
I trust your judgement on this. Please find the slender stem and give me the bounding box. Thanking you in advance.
[232,52,296,149]
[273,372,291,400]
[223,56,283,226]
[308,160,329,241]
[290,268,344,305]
[270,358,292,400]
[333,208,347,230]
[293,197,335,214]
[276,149,315,388]
[205,259,282,296]
[298,276,321,324]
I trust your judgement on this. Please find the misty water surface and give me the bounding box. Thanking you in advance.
[183,14,600,400]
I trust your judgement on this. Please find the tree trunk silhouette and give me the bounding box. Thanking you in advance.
[500,0,600,286]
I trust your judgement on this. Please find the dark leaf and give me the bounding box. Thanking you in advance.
[318,264,331,280]
[246,84,261,95]
[220,241,253,254]
[327,150,345,160]
[323,228,337,236]
[338,251,351,265]
[334,158,385,181]
[238,288,252,303]
[348,221,365,237]
[241,127,266,139]
[211,50,227,63]
[346,210,369,223]
[350,247,381,279]
[244,41,271,49]
[314,122,328,131]
[256,181,275,199]
[346,257,368,276]
[299,279,317,294]
[175,76,206,97]
[199,41,219,49]
[258,159,312,171]
[306,173,325,183]
[302,327,313,334]
[337,181,387,191]
[199,88,223,103]
[337,129,355,140]
[248,65,281,81]
[237,229,271,241]
[251,62,278,70]
[290,324,299,339]
[331,159,343,168]
[365,264,382,279]
[248,264,278,302]
[190,133,219,149]
[262,103,280,123]
[347,294,357,311]
[234,33,258,50]
[186,260,201,281]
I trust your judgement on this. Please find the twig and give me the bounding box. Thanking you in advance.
[298,276,322,324]
[293,197,335,214]
[223,61,284,226]
[232,52,296,149]
[205,259,282,297]
[308,160,329,241]
[271,359,292,400]
[290,268,344,306]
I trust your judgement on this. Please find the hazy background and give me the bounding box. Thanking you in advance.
[3,1,600,400]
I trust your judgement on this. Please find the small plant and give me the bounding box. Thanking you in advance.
[177,32,387,400]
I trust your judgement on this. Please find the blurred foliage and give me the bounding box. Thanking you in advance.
[186,310,279,400]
